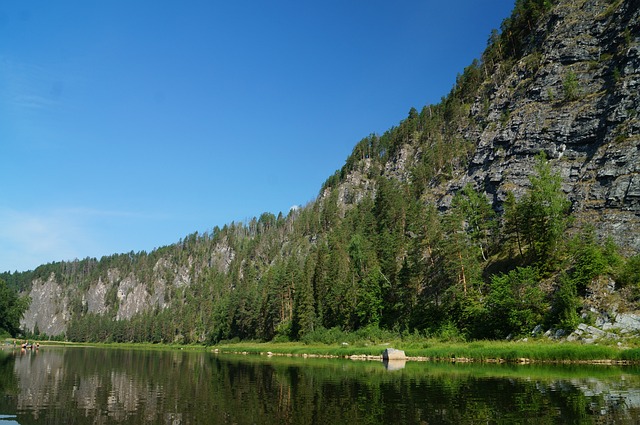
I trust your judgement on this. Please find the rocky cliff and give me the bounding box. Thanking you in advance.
[370,0,640,251]
[17,0,640,339]
[454,0,640,251]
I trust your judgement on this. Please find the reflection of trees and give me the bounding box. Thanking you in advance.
[204,358,640,425]
[3,349,640,424]
[0,352,18,411]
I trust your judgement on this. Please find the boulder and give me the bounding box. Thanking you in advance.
[614,313,640,333]
[382,348,407,360]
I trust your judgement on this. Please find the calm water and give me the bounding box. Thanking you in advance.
[1,347,640,424]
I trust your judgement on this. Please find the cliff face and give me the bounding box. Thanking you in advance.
[328,0,640,254]
[452,0,640,251]
[19,234,242,338]
[21,275,69,336]
[19,0,640,337]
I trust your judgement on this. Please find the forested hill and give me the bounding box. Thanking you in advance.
[4,0,640,343]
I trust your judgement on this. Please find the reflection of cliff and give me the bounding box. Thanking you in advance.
[13,349,65,421]
[541,378,640,421]
[73,374,100,413]
[9,349,195,424]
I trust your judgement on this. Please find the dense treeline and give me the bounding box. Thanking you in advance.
[0,278,29,337]
[9,0,640,344]
[42,154,640,344]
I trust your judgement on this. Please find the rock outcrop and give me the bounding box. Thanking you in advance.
[21,274,69,336]
[432,0,640,251]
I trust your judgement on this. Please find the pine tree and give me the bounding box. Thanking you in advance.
[518,153,572,267]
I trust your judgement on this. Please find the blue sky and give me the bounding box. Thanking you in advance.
[0,1,514,273]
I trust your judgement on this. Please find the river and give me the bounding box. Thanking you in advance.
[1,346,639,424]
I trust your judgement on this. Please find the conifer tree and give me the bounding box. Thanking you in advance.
[516,153,571,267]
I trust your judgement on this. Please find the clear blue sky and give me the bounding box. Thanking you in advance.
[0,1,514,273]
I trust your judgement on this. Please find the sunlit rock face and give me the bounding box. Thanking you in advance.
[430,0,639,251]
[21,273,69,336]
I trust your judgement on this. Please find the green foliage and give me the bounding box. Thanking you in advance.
[300,326,348,345]
[483,0,554,65]
[617,254,640,288]
[0,278,30,337]
[613,67,621,83]
[562,71,580,101]
[354,265,383,327]
[551,273,580,331]
[436,185,496,303]
[486,267,547,338]
[451,184,497,261]
[505,153,571,268]
[434,321,466,343]
[568,228,615,293]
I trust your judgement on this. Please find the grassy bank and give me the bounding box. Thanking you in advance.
[213,339,640,363]
[2,338,209,352]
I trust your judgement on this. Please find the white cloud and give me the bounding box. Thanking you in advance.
[0,206,175,272]
[0,208,86,272]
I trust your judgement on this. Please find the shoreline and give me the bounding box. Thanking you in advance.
[5,338,640,365]
[211,339,640,365]
[213,348,640,366]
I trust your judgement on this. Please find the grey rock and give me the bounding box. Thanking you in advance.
[585,326,605,338]
[382,348,407,361]
[555,329,567,338]
[614,313,640,333]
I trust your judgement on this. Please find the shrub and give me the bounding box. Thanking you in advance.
[563,71,580,101]
[486,266,547,338]
[551,273,580,331]
[435,321,466,342]
[617,254,640,288]
[301,327,347,345]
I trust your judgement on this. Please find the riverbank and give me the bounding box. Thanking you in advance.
[6,337,640,364]
[1,338,207,352]
[212,339,640,364]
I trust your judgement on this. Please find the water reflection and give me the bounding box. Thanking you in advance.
[1,347,640,424]
[383,359,406,371]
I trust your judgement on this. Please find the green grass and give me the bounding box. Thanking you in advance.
[212,339,640,364]
[3,338,210,352]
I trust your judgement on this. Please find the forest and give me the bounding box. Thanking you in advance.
[3,0,639,344]
[0,278,29,338]
[5,150,637,345]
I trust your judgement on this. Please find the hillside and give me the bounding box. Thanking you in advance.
[4,0,640,343]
